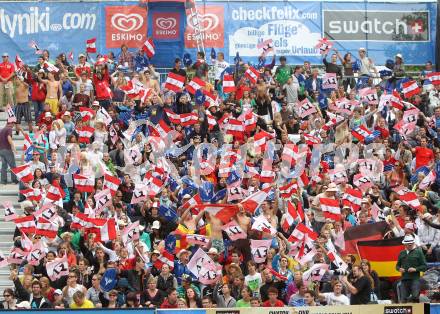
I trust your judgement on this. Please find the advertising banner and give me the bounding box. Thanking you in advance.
[0,1,436,66]
[0,2,100,63]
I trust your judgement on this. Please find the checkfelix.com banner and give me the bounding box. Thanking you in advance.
[0,1,436,66]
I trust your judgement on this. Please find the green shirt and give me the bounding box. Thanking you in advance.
[236,299,251,307]
[396,247,427,280]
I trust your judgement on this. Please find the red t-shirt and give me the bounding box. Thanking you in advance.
[415,146,434,170]
[262,299,285,307]
[0,62,14,80]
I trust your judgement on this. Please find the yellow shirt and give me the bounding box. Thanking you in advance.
[70,299,95,309]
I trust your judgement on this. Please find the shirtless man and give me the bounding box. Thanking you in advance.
[141,70,160,94]
[41,72,62,115]
[14,76,32,132]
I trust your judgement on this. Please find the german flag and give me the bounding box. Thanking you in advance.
[343,221,390,255]
[357,237,404,278]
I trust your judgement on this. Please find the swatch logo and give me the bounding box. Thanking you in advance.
[156,17,177,30]
[187,13,219,31]
[152,12,180,40]
[111,13,144,32]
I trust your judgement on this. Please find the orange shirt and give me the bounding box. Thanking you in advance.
[0,62,14,80]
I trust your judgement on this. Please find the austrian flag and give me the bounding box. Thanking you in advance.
[320,198,341,221]
[186,77,206,95]
[165,72,185,92]
[11,164,34,183]
[245,67,259,84]
[402,80,420,98]
[223,75,236,93]
[428,72,440,85]
[142,38,155,58]
[86,38,96,53]
[73,174,95,193]
[165,110,198,127]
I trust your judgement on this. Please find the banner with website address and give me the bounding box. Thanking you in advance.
[0,1,436,67]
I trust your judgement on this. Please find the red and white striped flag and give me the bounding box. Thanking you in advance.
[399,191,421,210]
[186,77,205,95]
[20,188,42,203]
[11,164,34,183]
[165,72,185,92]
[205,111,217,130]
[327,250,349,271]
[288,222,318,242]
[14,215,36,234]
[240,187,270,214]
[46,182,66,202]
[142,38,155,58]
[402,80,420,98]
[99,218,117,242]
[154,250,175,270]
[253,130,275,152]
[391,90,404,110]
[303,133,321,145]
[181,193,202,211]
[76,126,95,144]
[86,38,97,53]
[35,217,58,238]
[351,125,372,143]
[104,173,121,196]
[165,109,199,126]
[8,247,29,265]
[320,198,341,221]
[196,204,239,223]
[359,87,378,105]
[427,72,440,85]
[223,74,236,93]
[73,174,95,193]
[245,67,259,84]
[224,118,244,138]
[279,181,298,199]
[79,107,95,121]
[241,110,258,133]
[296,98,317,118]
[282,201,301,232]
[47,255,69,281]
[342,188,363,212]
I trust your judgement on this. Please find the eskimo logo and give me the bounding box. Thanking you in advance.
[111,13,143,32]
[156,17,176,30]
[186,13,218,31]
[323,10,429,42]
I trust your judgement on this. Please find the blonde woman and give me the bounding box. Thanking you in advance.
[111,71,127,103]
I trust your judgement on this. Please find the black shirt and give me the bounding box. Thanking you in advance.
[350,276,372,305]
[171,68,187,79]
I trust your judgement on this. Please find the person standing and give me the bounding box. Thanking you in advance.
[396,234,427,302]
[14,75,32,132]
[0,53,15,111]
[41,72,62,115]
[0,121,18,184]
[340,265,372,305]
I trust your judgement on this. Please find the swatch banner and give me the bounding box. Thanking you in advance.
[0,1,436,66]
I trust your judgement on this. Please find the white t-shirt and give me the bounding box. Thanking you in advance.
[244,273,262,295]
[323,292,350,305]
[213,59,230,80]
